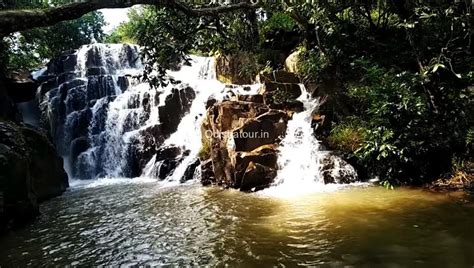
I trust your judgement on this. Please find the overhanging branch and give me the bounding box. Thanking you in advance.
[0,0,260,37]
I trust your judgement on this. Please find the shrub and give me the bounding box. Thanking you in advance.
[327,119,366,153]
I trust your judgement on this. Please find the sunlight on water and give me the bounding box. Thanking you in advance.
[2,184,472,266]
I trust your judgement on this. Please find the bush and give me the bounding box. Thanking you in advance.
[328,119,366,154]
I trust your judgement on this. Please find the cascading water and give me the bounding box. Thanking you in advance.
[141,57,260,184]
[36,43,356,190]
[262,89,324,196]
[37,43,258,183]
[263,85,359,197]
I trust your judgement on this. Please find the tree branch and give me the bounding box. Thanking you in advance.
[0,0,260,37]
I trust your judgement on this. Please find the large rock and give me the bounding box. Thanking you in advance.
[285,50,301,73]
[233,110,289,152]
[5,71,38,103]
[200,100,288,191]
[159,86,196,136]
[0,77,20,121]
[241,162,277,192]
[319,152,358,184]
[0,120,68,231]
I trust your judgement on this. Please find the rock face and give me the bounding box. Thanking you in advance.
[0,120,68,231]
[199,71,303,191]
[36,44,197,179]
[200,68,360,190]
[319,152,358,184]
[428,169,474,193]
[0,77,20,121]
[5,71,38,103]
[200,100,287,191]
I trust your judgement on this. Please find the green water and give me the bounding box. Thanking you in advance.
[0,180,473,266]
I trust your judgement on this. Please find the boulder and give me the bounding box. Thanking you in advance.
[182,158,200,182]
[285,50,301,73]
[0,120,68,231]
[319,152,358,184]
[21,126,68,201]
[117,76,130,92]
[233,110,288,152]
[241,162,277,192]
[234,144,278,188]
[200,100,287,191]
[200,159,215,186]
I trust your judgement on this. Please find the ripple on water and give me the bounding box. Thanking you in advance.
[0,183,473,266]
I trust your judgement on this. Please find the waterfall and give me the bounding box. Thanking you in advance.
[36,43,357,188]
[37,43,257,183]
[262,85,359,197]
[141,57,260,184]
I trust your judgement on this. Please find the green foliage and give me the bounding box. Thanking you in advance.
[3,11,105,71]
[296,46,330,82]
[259,12,295,34]
[327,119,366,154]
[381,180,395,190]
[104,8,143,44]
[198,142,210,161]
[348,62,472,184]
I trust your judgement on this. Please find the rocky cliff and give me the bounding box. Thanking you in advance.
[0,120,68,231]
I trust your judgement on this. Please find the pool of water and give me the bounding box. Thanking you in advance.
[1,180,473,266]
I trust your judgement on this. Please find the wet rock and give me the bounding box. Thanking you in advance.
[237,94,264,103]
[57,72,78,85]
[233,110,288,152]
[200,159,215,186]
[182,158,200,182]
[46,53,77,74]
[22,126,68,201]
[320,152,358,184]
[0,121,68,231]
[117,76,129,92]
[128,124,165,177]
[158,159,180,180]
[159,86,196,136]
[156,146,182,161]
[86,75,116,100]
[205,96,217,109]
[38,78,58,97]
[200,100,287,190]
[240,162,277,192]
[70,137,89,162]
[86,67,107,76]
[234,145,278,187]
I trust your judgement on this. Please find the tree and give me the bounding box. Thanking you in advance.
[0,0,261,37]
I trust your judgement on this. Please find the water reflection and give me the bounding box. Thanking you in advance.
[0,183,473,266]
